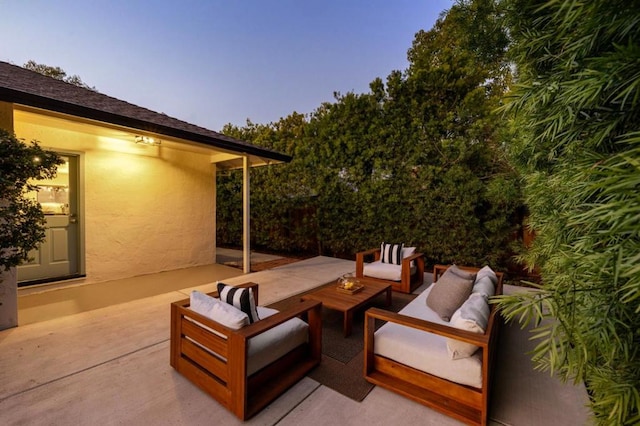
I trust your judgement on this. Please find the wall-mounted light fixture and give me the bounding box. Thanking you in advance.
[135,135,161,146]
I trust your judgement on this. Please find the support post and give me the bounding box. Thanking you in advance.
[242,156,251,273]
[212,163,217,264]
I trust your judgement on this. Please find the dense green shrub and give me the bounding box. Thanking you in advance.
[0,129,62,271]
[217,1,522,270]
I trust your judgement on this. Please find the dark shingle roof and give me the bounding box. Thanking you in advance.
[0,61,291,163]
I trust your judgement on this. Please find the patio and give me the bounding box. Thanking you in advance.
[0,255,591,425]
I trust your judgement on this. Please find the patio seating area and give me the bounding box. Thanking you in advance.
[0,255,591,425]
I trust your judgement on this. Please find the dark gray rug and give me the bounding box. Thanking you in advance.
[269,287,416,401]
[316,292,417,364]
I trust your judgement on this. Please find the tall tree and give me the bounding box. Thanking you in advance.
[216,1,522,269]
[392,0,519,265]
[497,0,640,423]
[23,60,96,90]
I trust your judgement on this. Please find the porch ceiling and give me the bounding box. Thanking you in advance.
[14,106,283,169]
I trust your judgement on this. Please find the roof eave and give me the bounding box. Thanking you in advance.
[0,87,292,164]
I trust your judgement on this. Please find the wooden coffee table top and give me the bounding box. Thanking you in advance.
[301,278,391,312]
[301,277,392,337]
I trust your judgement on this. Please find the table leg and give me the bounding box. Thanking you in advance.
[385,287,392,306]
[344,310,353,337]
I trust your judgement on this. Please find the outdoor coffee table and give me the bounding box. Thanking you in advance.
[301,278,392,337]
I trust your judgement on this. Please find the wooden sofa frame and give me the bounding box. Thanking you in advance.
[355,247,425,294]
[170,282,322,420]
[364,265,504,426]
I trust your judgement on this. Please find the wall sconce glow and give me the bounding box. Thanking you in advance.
[134,136,161,146]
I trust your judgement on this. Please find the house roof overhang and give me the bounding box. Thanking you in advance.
[0,61,292,170]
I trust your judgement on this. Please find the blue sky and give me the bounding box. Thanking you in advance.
[2,1,453,131]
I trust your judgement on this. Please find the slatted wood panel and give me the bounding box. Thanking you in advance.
[373,356,482,409]
[181,338,228,383]
[366,369,481,425]
[181,320,228,360]
[176,355,232,407]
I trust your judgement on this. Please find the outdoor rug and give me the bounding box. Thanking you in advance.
[268,286,417,402]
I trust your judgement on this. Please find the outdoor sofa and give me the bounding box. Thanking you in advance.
[364,264,504,425]
[170,282,322,420]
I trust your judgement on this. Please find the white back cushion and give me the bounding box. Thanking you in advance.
[472,266,498,297]
[446,294,490,359]
[190,290,248,330]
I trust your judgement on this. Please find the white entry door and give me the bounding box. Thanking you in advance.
[17,155,81,285]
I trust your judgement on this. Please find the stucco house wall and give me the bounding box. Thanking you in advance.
[14,109,217,284]
[0,61,290,328]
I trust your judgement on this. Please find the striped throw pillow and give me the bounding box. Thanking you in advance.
[380,242,404,265]
[217,282,260,324]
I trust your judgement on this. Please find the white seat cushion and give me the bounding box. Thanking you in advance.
[188,301,309,376]
[247,306,309,375]
[363,260,416,281]
[374,285,483,388]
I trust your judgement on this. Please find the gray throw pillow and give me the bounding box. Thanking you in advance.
[426,267,475,321]
[448,264,477,281]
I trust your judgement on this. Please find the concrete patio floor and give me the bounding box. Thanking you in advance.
[16,248,286,325]
[1,255,591,425]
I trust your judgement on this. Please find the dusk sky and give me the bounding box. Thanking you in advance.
[2,1,453,131]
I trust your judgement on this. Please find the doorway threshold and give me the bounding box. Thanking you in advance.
[18,274,86,288]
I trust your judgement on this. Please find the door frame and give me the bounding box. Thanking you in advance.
[17,150,86,287]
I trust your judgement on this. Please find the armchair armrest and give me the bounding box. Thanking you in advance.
[356,248,381,277]
[403,251,423,263]
[357,247,381,257]
[172,290,320,341]
[236,299,322,339]
[401,252,424,284]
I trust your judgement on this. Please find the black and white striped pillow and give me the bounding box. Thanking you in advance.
[217,282,260,324]
[380,242,404,265]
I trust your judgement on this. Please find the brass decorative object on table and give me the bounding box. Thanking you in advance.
[337,273,364,294]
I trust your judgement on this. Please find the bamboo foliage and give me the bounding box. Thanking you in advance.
[496,0,640,423]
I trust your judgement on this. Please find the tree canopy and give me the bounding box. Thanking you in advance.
[217,0,522,270]
[23,60,96,90]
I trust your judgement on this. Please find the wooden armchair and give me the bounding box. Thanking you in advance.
[356,247,425,293]
[170,283,322,420]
